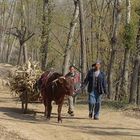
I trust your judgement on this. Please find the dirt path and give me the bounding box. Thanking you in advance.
[0,86,140,140]
[0,63,139,140]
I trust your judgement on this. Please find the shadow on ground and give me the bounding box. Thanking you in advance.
[0,106,140,138]
[0,106,87,123]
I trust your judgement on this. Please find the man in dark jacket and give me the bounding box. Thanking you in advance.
[83,61,107,120]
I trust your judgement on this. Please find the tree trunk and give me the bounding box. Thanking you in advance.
[120,0,131,100]
[7,38,16,63]
[90,0,95,62]
[86,37,90,70]
[108,49,116,99]
[6,44,11,63]
[17,42,23,65]
[79,0,87,82]
[0,36,6,62]
[129,56,140,104]
[17,0,25,65]
[96,16,102,60]
[62,0,79,75]
[41,0,52,71]
[129,18,140,104]
[137,68,140,105]
[23,43,28,63]
[1,43,7,63]
[115,63,123,100]
[121,48,130,98]
[108,0,122,99]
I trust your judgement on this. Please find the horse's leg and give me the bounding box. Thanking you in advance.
[47,101,52,120]
[43,96,47,117]
[44,97,49,119]
[57,102,63,123]
[41,92,47,116]
[50,102,52,118]
[44,100,47,117]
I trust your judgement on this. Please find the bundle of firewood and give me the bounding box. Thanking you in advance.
[9,60,42,101]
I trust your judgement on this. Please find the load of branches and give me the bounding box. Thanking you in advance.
[9,60,42,101]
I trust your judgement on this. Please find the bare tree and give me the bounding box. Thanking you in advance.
[90,0,94,61]
[79,0,87,82]
[0,0,16,63]
[108,0,122,99]
[129,56,140,104]
[7,26,34,65]
[62,0,79,75]
[6,1,17,63]
[137,67,140,105]
[40,0,53,71]
[129,17,140,104]
[120,0,131,99]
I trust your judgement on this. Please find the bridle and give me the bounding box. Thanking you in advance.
[51,76,68,94]
[52,76,66,83]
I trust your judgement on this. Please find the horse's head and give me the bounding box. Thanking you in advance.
[53,76,74,96]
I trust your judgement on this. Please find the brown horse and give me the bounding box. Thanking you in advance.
[39,71,74,123]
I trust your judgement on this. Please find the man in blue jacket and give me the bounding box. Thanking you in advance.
[83,61,107,120]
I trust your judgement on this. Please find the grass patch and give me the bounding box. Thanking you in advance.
[102,100,129,110]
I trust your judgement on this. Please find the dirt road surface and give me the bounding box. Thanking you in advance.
[0,86,140,140]
[0,64,139,140]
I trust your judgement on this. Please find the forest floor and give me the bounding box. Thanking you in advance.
[0,64,140,140]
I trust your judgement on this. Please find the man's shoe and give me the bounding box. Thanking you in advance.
[94,117,99,120]
[89,113,92,119]
[70,112,74,116]
[68,111,74,116]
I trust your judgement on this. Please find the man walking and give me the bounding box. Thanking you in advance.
[83,61,107,120]
[66,65,80,116]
